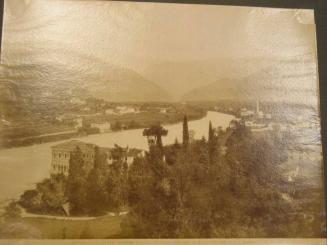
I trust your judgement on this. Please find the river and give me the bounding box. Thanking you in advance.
[0,111,234,206]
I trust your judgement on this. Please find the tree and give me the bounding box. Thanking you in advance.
[208,121,214,146]
[196,137,210,166]
[106,166,128,215]
[128,120,141,129]
[111,121,122,131]
[66,147,88,215]
[164,138,181,165]
[123,137,218,238]
[93,146,107,170]
[143,125,168,149]
[123,121,297,238]
[105,145,129,215]
[18,189,42,213]
[111,144,125,162]
[82,118,91,129]
[182,115,189,148]
[174,138,180,148]
[208,121,218,164]
[123,145,175,238]
[37,175,67,215]
[85,147,108,216]
[2,201,21,221]
[18,174,68,215]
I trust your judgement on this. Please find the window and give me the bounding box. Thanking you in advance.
[59,153,61,158]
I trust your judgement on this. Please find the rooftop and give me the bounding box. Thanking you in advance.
[51,140,144,157]
[51,140,96,151]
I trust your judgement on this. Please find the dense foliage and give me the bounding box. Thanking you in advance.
[11,119,326,238]
[18,145,128,217]
[121,123,325,238]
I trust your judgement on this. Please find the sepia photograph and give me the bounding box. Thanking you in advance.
[0,0,325,241]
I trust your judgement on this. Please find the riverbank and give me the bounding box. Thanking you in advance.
[0,110,206,150]
[0,111,235,208]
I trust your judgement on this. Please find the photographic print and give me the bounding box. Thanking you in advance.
[0,0,325,241]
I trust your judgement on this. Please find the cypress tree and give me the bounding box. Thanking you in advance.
[199,137,209,165]
[183,115,189,147]
[93,146,107,170]
[174,138,181,149]
[208,121,217,164]
[208,121,214,146]
[86,146,108,215]
[67,147,88,215]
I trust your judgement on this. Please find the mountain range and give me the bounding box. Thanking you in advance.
[140,52,317,105]
[181,63,318,105]
[0,60,172,105]
[0,48,318,109]
[1,1,317,107]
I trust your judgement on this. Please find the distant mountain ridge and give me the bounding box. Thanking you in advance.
[181,65,318,105]
[141,53,317,101]
[0,61,172,104]
[1,45,317,106]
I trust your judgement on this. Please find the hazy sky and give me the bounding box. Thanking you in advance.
[2,0,316,65]
[1,0,319,103]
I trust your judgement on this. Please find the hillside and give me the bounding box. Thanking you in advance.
[0,61,172,105]
[181,63,318,105]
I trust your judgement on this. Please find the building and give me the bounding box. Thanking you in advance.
[56,114,76,122]
[74,118,83,129]
[159,108,168,114]
[125,148,144,166]
[70,97,85,105]
[244,121,266,129]
[50,140,144,176]
[240,108,255,118]
[105,108,116,115]
[0,116,10,127]
[51,140,96,176]
[237,99,274,131]
[90,122,111,133]
[116,106,139,114]
[229,119,241,129]
[100,147,144,167]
